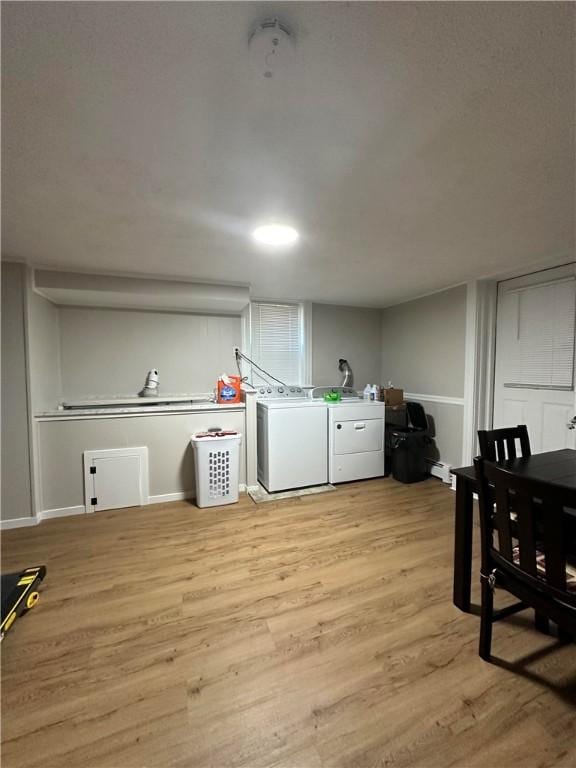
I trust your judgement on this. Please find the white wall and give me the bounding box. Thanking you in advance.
[381,285,467,467]
[58,307,241,400]
[312,303,382,388]
[416,400,464,469]
[381,285,467,397]
[28,302,246,514]
[1,262,33,521]
[37,410,246,511]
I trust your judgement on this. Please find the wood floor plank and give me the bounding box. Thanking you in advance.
[2,477,575,768]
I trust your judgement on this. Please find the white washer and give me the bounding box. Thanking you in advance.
[257,386,328,492]
[328,401,385,483]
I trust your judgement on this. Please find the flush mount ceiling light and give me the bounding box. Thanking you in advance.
[252,223,300,247]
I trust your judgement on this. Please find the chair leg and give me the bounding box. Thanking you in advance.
[535,612,550,635]
[479,579,494,661]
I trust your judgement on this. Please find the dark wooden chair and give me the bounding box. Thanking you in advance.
[477,425,576,548]
[474,457,576,661]
[477,424,531,463]
[477,424,550,631]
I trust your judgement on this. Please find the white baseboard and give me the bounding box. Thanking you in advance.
[0,516,39,530]
[39,505,86,521]
[148,491,195,504]
[4,486,251,528]
[426,460,453,484]
[148,484,247,505]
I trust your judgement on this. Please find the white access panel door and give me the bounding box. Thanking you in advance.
[493,264,576,454]
[84,447,149,512]
[262,405,327,492]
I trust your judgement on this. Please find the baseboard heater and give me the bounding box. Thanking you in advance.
[426,459,452,484]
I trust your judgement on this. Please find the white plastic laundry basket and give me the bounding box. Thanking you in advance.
[191,431,242,508]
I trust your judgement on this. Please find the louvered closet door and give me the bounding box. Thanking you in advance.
[493,264,576,453]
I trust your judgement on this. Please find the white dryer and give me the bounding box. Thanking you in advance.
[327,401,385,483]
[256,386,328,493]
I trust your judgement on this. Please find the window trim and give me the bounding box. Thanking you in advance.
[242,299,312,387]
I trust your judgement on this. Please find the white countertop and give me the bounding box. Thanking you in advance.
[61,394,215,407]
[35,401,245,420]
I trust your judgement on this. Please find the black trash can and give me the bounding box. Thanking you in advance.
[384,404,407,476]
[387,402,430,484]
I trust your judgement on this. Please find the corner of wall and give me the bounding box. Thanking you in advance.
[26,271,64,412]
[1,261,35,521]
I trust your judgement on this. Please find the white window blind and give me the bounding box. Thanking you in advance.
[249,302,304,386]
[500,278,575,389]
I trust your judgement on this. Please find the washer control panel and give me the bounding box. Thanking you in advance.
[255,385,306,399]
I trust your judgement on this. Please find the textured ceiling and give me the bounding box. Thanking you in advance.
[2,1,574,307]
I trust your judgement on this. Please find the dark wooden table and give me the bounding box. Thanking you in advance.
[452,448,576,612]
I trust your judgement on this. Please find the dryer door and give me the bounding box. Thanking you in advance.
[329,405,385,483]
[333,418,384,455]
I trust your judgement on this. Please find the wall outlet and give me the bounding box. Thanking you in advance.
[233,346,240,355]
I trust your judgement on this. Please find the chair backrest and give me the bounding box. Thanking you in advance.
[477,425,531,462]
[474,456,576,607]
[405,401,428,431]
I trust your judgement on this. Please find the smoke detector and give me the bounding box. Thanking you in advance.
[248,18,295,80]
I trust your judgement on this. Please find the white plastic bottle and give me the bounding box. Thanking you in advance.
[363,384,371,401]
[371,384,379,401]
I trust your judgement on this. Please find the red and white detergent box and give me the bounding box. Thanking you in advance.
[217,374,242,404]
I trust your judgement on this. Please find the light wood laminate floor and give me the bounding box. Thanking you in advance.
[1,477,575,768]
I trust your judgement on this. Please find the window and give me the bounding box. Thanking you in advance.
[244,302,308,386]
[500,278,575,389]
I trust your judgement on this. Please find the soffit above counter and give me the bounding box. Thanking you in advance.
[33,270,250,315]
